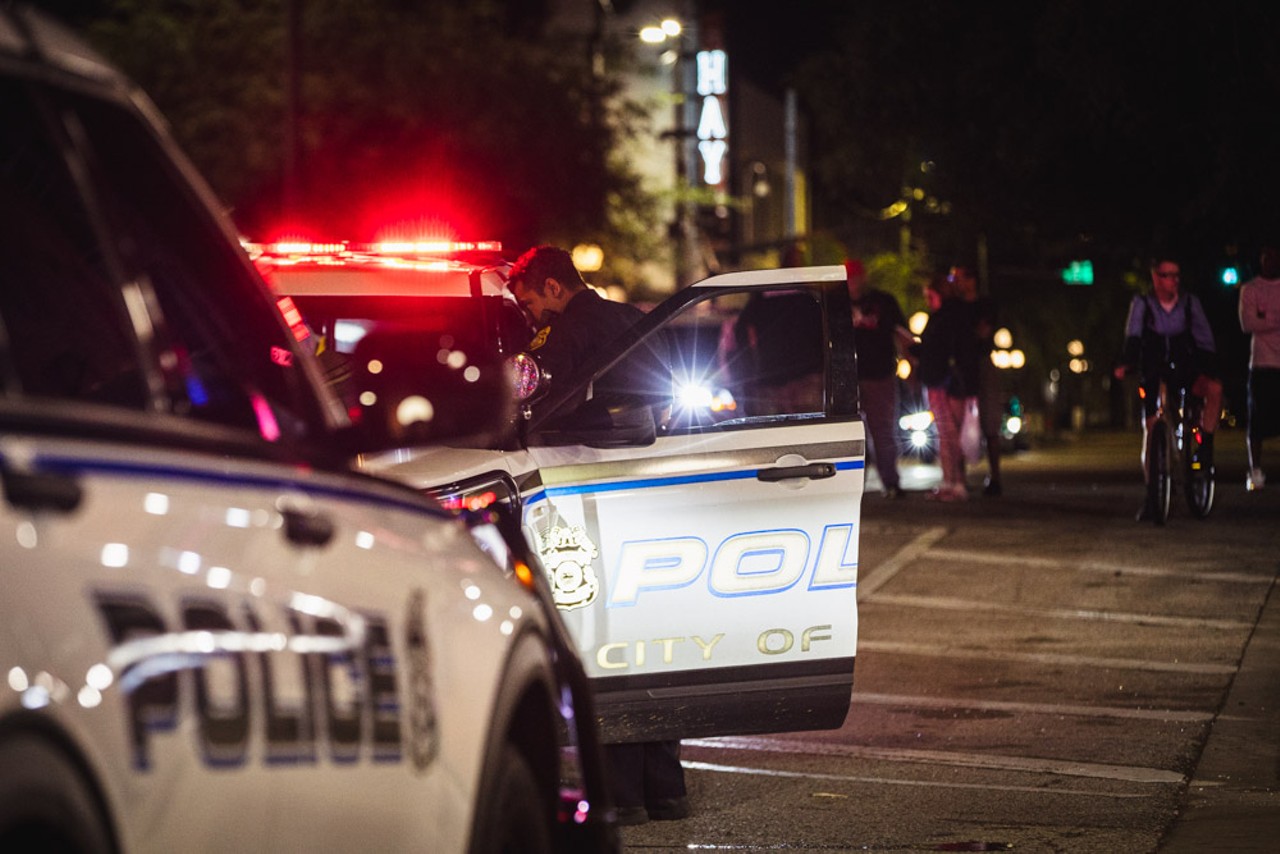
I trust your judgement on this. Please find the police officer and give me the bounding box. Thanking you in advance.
[506,246,687,826]
[507,245,670,436]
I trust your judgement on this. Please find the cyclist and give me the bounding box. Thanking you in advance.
[1113,256,1223,521]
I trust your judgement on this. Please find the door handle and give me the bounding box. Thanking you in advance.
[2,465,83,513]
[756,462,836,482]
[281,506,335,547]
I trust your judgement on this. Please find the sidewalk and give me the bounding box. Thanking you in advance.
[1160,571,1280,852]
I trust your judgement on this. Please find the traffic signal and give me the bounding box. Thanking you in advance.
[1061,260,1093,285]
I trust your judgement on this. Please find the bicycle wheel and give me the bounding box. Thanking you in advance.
[1148,419,1172,526]
[1184,424,1215,518]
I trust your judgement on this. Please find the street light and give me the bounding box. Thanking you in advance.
[639,18,682,43]
[638,16,695,289]
[572,243,604,272]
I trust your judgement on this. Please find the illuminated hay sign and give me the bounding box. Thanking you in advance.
[696,49,728,189]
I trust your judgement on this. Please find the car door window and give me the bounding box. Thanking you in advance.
[720,288,826,418]
[0,82,150,409]
[59,90,321,443]
[543,281,854,439]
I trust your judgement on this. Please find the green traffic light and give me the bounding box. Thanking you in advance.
[1061,259,1093,285]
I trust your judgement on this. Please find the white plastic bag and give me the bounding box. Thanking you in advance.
[960,397,982,464]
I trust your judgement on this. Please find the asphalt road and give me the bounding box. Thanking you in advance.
[620,428,1279,852]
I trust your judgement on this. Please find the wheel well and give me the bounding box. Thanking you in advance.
[0,712,120,854]
[505,674,559,814]
[467,629,565,854]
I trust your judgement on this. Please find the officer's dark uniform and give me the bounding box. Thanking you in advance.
[527,287,670,431]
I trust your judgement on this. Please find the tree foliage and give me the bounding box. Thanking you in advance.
[75,0,657,276]
[796,3,1280,271]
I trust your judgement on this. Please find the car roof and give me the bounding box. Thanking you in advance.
[1,5,131,91]
[689,265,848,291]
[250,243,513,299]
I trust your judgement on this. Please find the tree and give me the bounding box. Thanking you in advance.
[76,0,661,288]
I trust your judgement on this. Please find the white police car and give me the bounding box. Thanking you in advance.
[0,7,614,852]
[261,244,867,743]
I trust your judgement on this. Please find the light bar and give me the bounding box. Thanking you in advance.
[272,242,347,255]
[249,240,502,259]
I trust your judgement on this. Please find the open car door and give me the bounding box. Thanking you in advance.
[519,266,864,742]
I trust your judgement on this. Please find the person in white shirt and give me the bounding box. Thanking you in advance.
[1238,247,1280,491]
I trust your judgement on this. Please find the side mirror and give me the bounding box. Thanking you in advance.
[528,400,657,448]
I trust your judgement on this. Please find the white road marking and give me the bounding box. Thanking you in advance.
[926,548,1274,585]
[864,592,1255,631]
[858,526,948,596]
[801,517,1225,802]
[851,691,1213,722]
[858,639,1237,674]
[686,736,1184,784]
[681,756,1166,793]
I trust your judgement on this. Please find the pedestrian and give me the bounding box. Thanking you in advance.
[846,258,913,498]
[947,265,1004,496]
[1113,256,1223,520]
[506,245,688,827]
[914,275,977,501]
[1238,246,1280,491]
[732,288,825,416]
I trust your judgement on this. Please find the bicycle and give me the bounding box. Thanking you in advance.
[1145,379,1215,525]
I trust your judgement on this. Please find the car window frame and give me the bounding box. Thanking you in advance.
[523,273,859,438]
[0,74,346,465]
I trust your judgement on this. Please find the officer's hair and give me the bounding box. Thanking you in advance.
[507,245,586,294]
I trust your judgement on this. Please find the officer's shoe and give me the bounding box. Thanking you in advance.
[646,796,691,821]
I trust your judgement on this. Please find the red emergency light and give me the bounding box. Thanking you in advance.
[246,239,502,259]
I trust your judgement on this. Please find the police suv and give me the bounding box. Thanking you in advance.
[260,243,866,743]
[0,7,613,852]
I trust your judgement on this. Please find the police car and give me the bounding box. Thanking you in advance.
[0,7,614,852]
[261,244,867,743]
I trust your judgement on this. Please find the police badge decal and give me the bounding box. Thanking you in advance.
[533,524,601,610]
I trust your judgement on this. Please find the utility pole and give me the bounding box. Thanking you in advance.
[283,0,302,221]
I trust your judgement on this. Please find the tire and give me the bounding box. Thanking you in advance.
[471,744,551,854]
[0,736,112,854]
[1184,425,1216,518]
[1148,420,1172,526]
